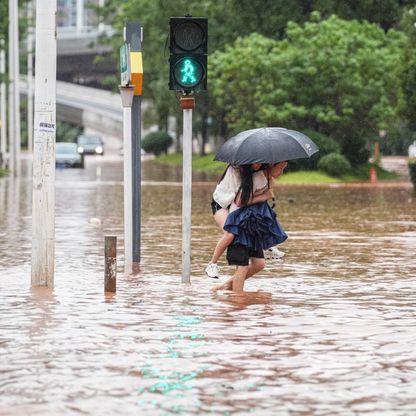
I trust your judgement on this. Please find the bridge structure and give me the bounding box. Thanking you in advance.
[57,26,117,88]
[20,78,152,149]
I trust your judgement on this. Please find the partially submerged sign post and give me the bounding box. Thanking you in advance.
[119,42,134,274]
[124,22,143,270]
[119,22,143,273]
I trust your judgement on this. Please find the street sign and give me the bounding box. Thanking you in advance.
[120,43,131,86]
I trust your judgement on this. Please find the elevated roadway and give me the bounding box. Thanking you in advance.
[20,78,152,147]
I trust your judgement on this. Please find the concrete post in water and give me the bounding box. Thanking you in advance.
[120,86,134,274]
[180,96,195,283]
[104,236,117,292]
[27,0,35,153]
[9,0,21,176]
[8,0,15,174]
[0,39,7,168]
[31,0,57,287]
[125,22,143,265]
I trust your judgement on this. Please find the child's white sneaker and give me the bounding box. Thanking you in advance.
[264,247,285,260]
[205,263,220,279]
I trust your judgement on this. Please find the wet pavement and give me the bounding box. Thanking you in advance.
[1,154,416,415]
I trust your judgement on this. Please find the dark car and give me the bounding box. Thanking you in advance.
[77,135,104,155]
[56,142,84,168]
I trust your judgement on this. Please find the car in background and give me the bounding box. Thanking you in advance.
[77,135,104,156]
[56,142,84,168]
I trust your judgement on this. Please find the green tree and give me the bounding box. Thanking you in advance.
[399,6,416,123]
[210,14,407,164]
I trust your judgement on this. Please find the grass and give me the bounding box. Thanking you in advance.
[0,168,7,178]
[153,154,401,184]
[276,171,341,184]
[155,153,226,175]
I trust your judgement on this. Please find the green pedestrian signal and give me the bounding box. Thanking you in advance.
[181,59,196,84]
[169,17,208,93]
[174,57,204,88]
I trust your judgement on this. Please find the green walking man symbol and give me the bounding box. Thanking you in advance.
[181,59,197,84]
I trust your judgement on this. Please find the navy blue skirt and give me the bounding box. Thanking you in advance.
[223,202,287,251]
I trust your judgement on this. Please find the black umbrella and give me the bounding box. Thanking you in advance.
[214,127,319,165]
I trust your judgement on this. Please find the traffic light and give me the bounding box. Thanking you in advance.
[169,16,208,94]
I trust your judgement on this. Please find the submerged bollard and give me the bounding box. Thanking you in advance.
[104,236,117,292]
[370,166,378,184]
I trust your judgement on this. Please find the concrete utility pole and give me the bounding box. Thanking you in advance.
[8,0,15,173]
[27,0,35,153]
[31,0,57,287]
[0,39,7,167]
[8,0,21,176]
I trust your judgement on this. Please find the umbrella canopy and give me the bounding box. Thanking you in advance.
[214,127,319,165]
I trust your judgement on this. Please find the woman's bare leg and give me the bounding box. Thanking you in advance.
[209,231,234,264]
[211,258,266,292]
[232,266,249,291]
[208,208,232,264]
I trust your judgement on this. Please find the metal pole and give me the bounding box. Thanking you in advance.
[27,0,34,153]
[8,0,15,174]
[180,96,195,283]
[31,0,57,287]
[0,39,7,167]
[11,0,21,175]
[126,22,142,265]
[120,86,134,274]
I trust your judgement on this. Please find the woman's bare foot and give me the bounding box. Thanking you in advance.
[210,279,233,292]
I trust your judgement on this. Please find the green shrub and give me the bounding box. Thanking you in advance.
[318,152,351,177]
[142,131,173,156]
[408,159,416,189]
[288,130,340,171]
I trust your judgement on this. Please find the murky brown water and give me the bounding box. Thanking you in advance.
[1,155,416,415]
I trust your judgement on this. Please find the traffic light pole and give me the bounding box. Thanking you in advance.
[169,16,207,283]
[180,95,195,283]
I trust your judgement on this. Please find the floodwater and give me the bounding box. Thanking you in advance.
[1,155,416,415]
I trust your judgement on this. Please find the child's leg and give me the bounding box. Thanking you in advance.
[209,231,234,264]
[208,208,231,264]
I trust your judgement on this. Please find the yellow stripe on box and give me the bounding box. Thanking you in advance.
[130,52,143,96]
[130,52,143,74]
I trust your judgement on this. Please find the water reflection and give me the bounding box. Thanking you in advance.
[0,155,415,415]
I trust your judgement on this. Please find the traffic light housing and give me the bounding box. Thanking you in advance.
[169,17,208,94]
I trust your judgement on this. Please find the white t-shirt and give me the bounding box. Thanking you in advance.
[213,166,268,212]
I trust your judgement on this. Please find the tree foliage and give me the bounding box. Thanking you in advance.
[398,6,416,122]
[98,0,413,156]
[210,15,407,164]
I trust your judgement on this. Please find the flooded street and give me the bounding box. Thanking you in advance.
[1,155,416,415]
